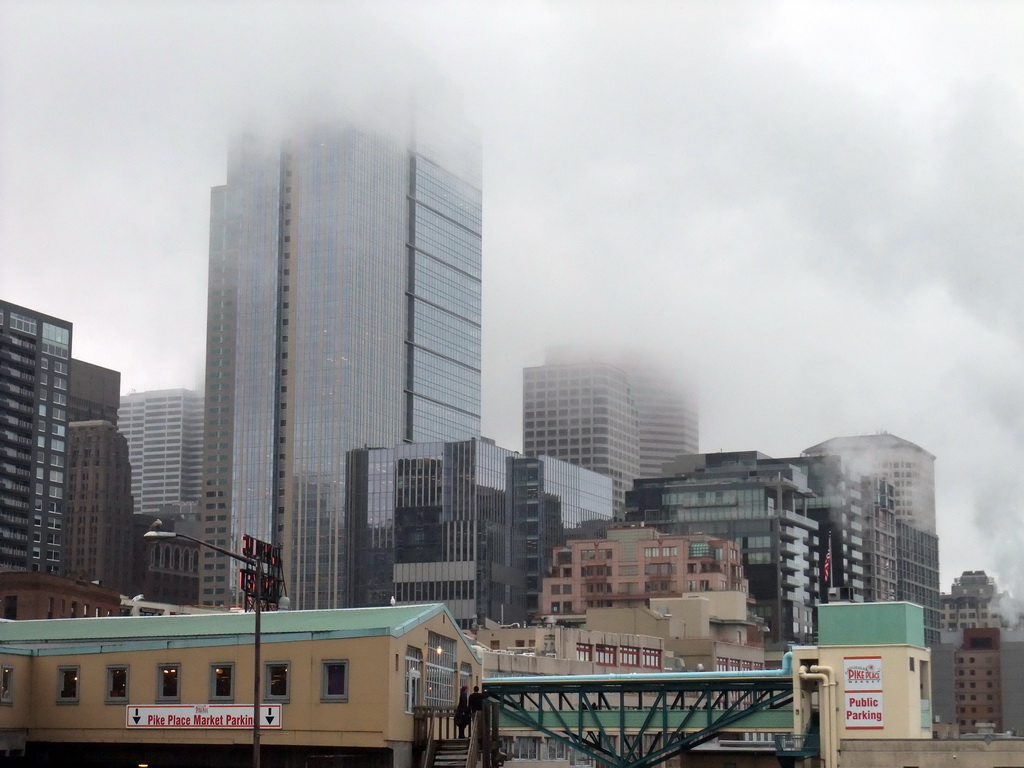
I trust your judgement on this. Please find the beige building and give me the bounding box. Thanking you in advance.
[475,623,665,677]
[0,603,480,766]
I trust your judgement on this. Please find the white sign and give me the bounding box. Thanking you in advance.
[844,656,883,729]
[126,704,282,729]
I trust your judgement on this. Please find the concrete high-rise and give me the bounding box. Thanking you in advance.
[804,432,936,534]
[803,432,941,643]
[522,348,698,515]
[201,98,482,608]
[118,389,203,517]
[65,421,133,593]
[0,301,73,574]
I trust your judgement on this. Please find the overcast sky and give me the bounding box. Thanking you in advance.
[3,1,1023,597]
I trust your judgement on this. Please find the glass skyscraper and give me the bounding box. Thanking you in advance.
[523,348,699,517]
[201,96,482,609]
[346,439,613,627]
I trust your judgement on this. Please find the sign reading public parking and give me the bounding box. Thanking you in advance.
[843,656,884,729]
[126,704,282,729]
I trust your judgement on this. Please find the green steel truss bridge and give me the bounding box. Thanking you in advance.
[484,654,797,768]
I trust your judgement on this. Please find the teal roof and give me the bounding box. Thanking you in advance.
[0,603,472,657]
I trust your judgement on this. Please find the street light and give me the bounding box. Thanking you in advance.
[144,521,264,768]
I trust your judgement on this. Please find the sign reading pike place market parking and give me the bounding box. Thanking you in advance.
[126,704,282,729]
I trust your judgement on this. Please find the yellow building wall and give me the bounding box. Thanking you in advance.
[806,643,931,741]
[0,610,478,752]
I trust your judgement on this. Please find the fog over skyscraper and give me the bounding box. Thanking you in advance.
[523,347,698,515]
[200,84,482,608]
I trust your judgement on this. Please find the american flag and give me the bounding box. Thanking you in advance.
[823,546,832,585]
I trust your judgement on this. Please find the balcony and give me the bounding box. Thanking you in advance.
[2,334,36,352]
[774,731,820,758]
[0,414,32,432]
[0,348,35,371]
[2,397,32,417]
[0,494,29,510]
[0,462,30,479]
[0,431,32,448]
[0,381,34,401]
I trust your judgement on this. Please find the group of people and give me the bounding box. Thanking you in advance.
[455,684,486,739]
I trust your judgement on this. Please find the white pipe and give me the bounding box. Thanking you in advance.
[799,664,838,768]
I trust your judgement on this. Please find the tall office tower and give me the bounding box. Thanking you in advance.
[523,359,638,516]
[346,439,612,626]
[64,421,133,593]
[858,475,899,603]
[626,451,820,649]
[897,520,941,646]
[622,357,699,477]
[68,360,120,423]
[803,433,936,534]
[202,100,482,608]
[804,433,940,643]
[118,389,203,517]
[0,301,72,573]
[941,571,1009,630]
[507,455,614,616]
[523,349,697,516]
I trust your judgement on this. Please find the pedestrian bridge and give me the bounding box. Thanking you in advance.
[483,652,805,768]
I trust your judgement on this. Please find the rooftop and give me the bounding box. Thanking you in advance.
[0,603,468,655]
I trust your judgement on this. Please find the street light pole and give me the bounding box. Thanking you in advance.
[144,523,263,768]
[253,557,261,768]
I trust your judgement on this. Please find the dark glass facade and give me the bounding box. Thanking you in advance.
[626,452,818,648]
[897,520,941,646]
[346,440,612,627]
[0,301,73,573]
[202,103,482,608]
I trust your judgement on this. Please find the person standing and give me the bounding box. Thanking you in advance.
[455,685,471,739]
[468,685,485,715]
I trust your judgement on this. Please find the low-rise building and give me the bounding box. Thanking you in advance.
[541,526,745,617]
[0,603,480,766]
[475,623,665,677]
[0,570,121,620]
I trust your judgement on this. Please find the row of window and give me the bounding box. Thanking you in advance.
[0,660,348,706]
[574,643,661,668]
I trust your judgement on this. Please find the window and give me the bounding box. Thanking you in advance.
[642,648,662,669]
[211,663,234,701]
[106,666,128,703]
[576,643,592,662]
[57,666,79,703]
[266,662,289,701]
[596,645,616,666]
[157,664,180,702]
[1,666,12,704]
[321,661,349,701]
[404,648,422,714]
[620,646,640,666]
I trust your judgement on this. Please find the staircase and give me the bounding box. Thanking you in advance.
[431,738,470,768]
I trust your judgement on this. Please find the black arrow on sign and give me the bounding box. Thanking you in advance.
[132,708,141,724]
[264,708,275,725]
